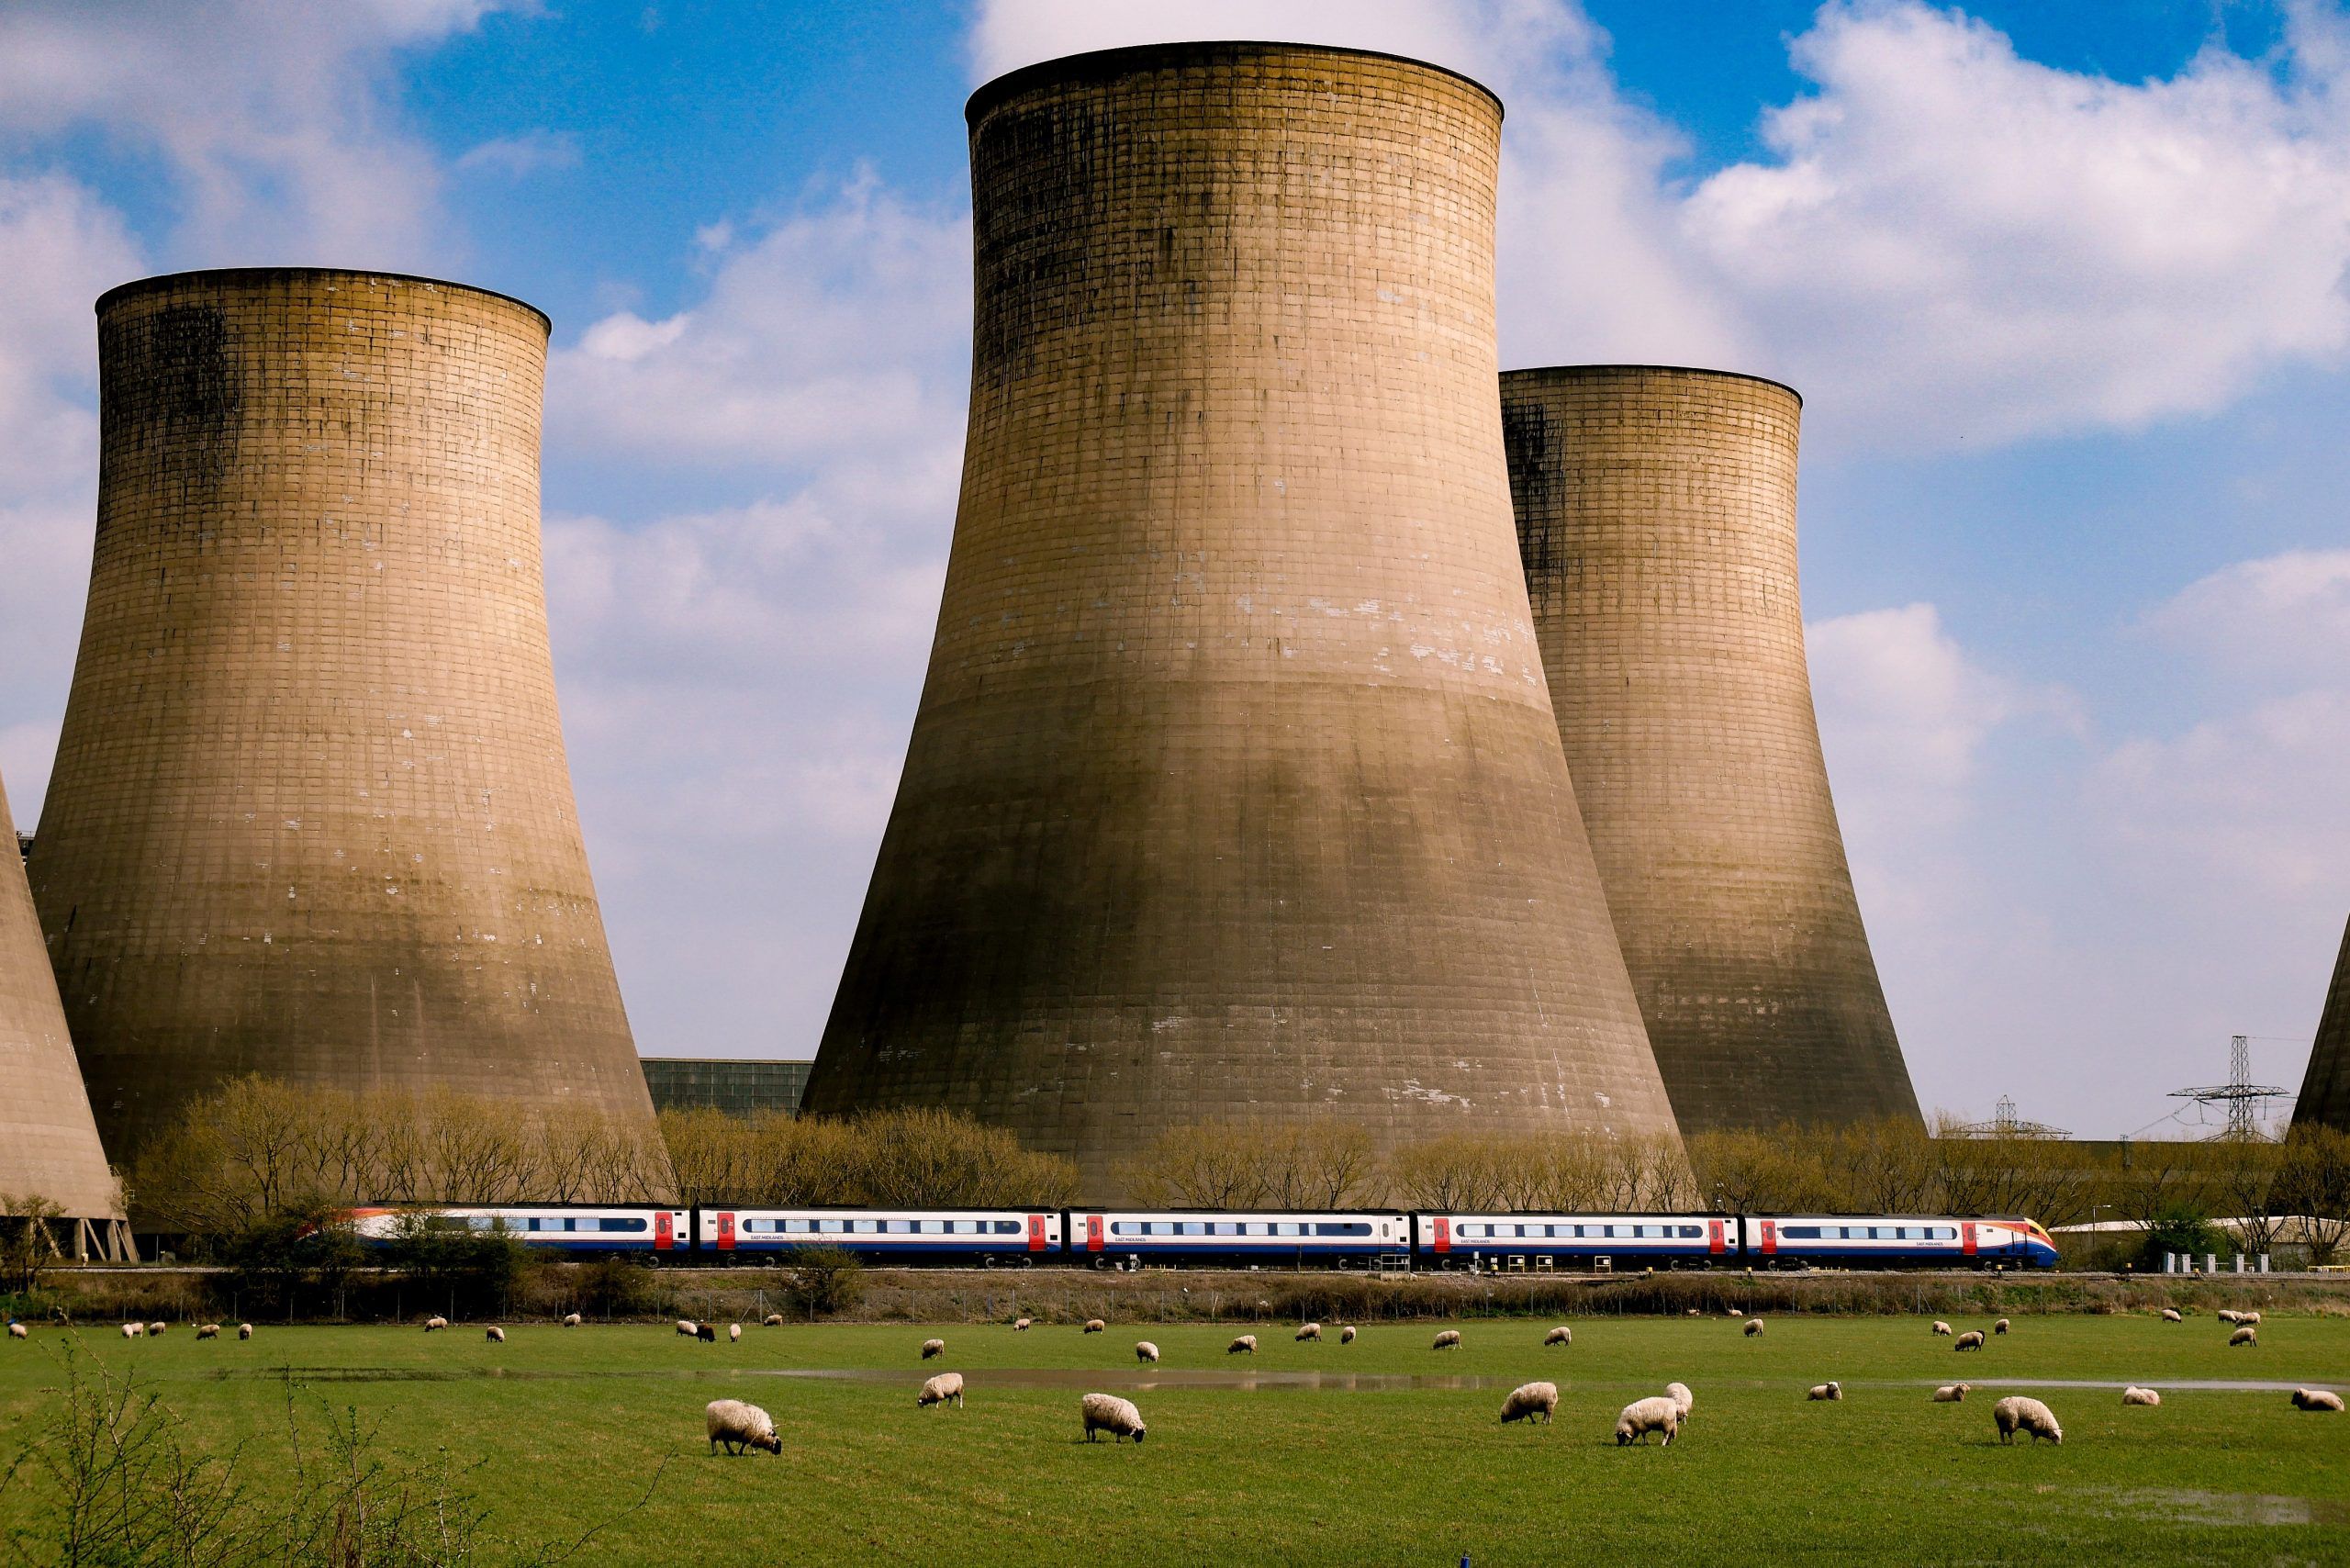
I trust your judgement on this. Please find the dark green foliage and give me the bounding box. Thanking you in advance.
[777,1246,865,1318]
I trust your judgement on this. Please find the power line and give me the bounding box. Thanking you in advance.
[2168,1035,2291,1141]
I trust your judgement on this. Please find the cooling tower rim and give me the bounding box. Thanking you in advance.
[966,39,1503,128]
[96,267,552,335]
[1503,363,1802,409]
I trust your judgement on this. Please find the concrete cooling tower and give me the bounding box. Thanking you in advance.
[2293,916,2350,1132]
[1501,365,1919,1133]
[0,771,129,1258]
[30,268,658,1159]
[804,43,1683,1192]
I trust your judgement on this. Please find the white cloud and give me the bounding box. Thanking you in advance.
[455,129,581,179]
[2144,547,2350,678]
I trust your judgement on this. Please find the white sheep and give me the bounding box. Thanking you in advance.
[424,1316,448,1332]
[729,1323,742,1343]
[1993,1394,2062,1445]
[1933,1383,1969,1403]
[1499,1381,1558,1425]
[562,1312,582,1327]
[1663,1383,1695,1423]
[1807,1382,1842,1402]
[1227,1334,1257,1355]
[1080,1392,1146,1443]
[1953,1330,1986,1351]
[921,1338,946,1360]
[1339,1326,1356,1344]
[1994,1318,2010,1336]
[485,1326,505,1343]
[1082,1319,1106,1335]
[2291,1388,2344,1412]
[1296,1322,1322,1342]
[196,1324,219,1340]
[1433,1328,1461,1350]
[1742,1318,1763,1338]
[2218,1309,2241,1325]
[237,1324,252,1341]
[6,1323,25,1340]
[1013,1317,1031,1332]
[147,1322,165,1336]
[2230,1326,2257,1348]
[1135,1341,1159,1363]
[2160,1308,2182,1324]
[676,1319,697,1337]
[1615,1395,1680,1447]
[918,1372,965,1408]
[2121,1386,2161,1406]
[764,1314,784,1327]
[1931,1321,1952,1337]
[705,1397,781,1455]
[1544,1326,1572,1348]
[2240,1311,2262,1327]
[120,1322,141,1339]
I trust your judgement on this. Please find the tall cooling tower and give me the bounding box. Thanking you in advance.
[1500,365,1919,1133]
[0,771,129,1258]
[2293,916,2350,1131]
[804,43,1683,1191]
[30,268,658,1159]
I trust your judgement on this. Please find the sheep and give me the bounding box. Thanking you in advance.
[1339,1326,1356,1344]
[196,1324,219,1340]
[2291,1388,2344,1412]
[696,1323,717,1344]
[1742,1319,1763,1338]
[1614,1395,1680,1447]
[1994,1318,2011,1336]
[705,1397,781,1455]
[424,1316,448,1332]
[2218,1309,2242,1325]
[1227,1335,1258,1355]
[1807,1382,1842,1402]
[729,1324,742,1343]
[237,1324,252,1341]
[1932,1321,1952,1337]
[1296,1322,1322,1342]
[2240,1311,2262,1327]
[1013,1317,1031,1332]
[1136,1341,1159,1363]
[2121,1386,2161,1406]
[1499,1381,1558,1425]
[1255,1300,1271,1315]
[1933,1383,1970,1403]
[1953,1330,1986,1351]
[147,1322,166,1336]
[120,1322,141,1339]
[6,1323,25,1340]
[1544,1326,1572,1348]
[922,1338,946,1361]
[2161,1308,2183,1324]
[485,1326,506,1343]
[1665,1383,1694,1421]
[1432,1328,1462,1350]
[1993,1394,2062,1445]
[764,1314,784,1327]
[676,1320,697,1337]
[1685,1308,1701,1316]
[1082,1319,1106,1335]
[1080,1392,1146,1443]
[2230,1326,2257,1348]
[918,1372,965,1409]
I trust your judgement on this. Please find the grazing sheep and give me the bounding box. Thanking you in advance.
[485,1326,506,1343]
[2240,1311,2262,1327]
[2230,1326,2257,1348]
[1082,1319,1106,1335]
[1544,1326,1572,1348]
[6,1323,25,1340]
[1665,1383,1694,1421]
[1953,1331,1986,1351]
[724,1323,739,1343]
[2161,1308,2182,1324]
[1080,1392,1146,1443]
[1013,1318,1032,1332]
[562,1312,582,1327]
[147,1322,165,1336]
[1932,1321,1952,1337]
[120,1323,141,1339]
[677,1320,698,1337]
[1340,1326,1357,1344]
[1994,1318,2010,1336]
[1614,1395,1680,1447]
[1685,1308,1701,1316]
[196,1324,219,1340]
[918,1372,965,1409]
[2291,1388,2344,1412]
[2218,1309,2241,1325]
[764,1314,784,1327]
[1433,1328,1462,1350]
[424,1316,448,1332]
[705,1398,781,1455]
[1227,1335,1258,1355]
[1499,1381,1559,1425]
[1993,1394,2062,1445]
[1255,1300,1271,1315]
[2121,1387,2161,1406]
[696,1323,717,1344]
[1933,1384,1969,1403]
[1807,1382,1842,1402]
[237,1324,252,1341]
[922,1338,946,1361]
[1136,1341,1159,1363]
[1742,1319,1763,1338]
[1296,1322,1322,1342]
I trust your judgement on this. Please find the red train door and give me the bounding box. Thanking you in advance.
[1086,1215,1104,1252]
[1961,1223,1978,1258]
[1027,1215,1047,1252]
[1757,1220,1777,1257]
[715,1212,735,1251]
[1707,1220,1726,1256]
[655,1211,675,1251]
[1431,1216,1451,1255]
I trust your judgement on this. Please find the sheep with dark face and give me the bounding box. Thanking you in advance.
[196,1324,219,1340]
[2230,1326,2257,1348]
[918,1373,965,1409]
[1082,1319,1106,1335]
[921,1338,946,1360]
[6,1323,25,1340]
[1742,1319,1763,1338]
[764,1314,785,1327]
[1080,1393,1145,1443]
[1994,1318,2011,1336]
[2291,1388,2344,1412]
[485,1326,506,1343]
[1933,1383,1969,1403]
[706,1398,781,1455]
[1932,1321,1952,1337]
[1500,1382,1558,1425]
[424,1317,447,1333]
[1226,1335,1257,1355]
[562,1313,582,1327]
[729,1324,742,1343]
[237,1324,252,1341]
[1993,1395,2062,1444]
[1433,1329,1461,1350]
[697,1323,718,1344]
[2160,1308,2182,1324]
[1807,1382,1841,1402]
[677,1320,697,1337]
[1136,1341,1158,1363]
[1296,1323,1322,1342]
[1953,1331,1986,1351]
[1544,1326,1572,1348]
[120,1323,141,1339]
[1013,1317,1031,1331]
[1615,1396,1679,1447]
[1339,1326,1356,1344]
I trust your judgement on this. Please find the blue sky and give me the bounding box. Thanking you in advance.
[2,0,2346,1139]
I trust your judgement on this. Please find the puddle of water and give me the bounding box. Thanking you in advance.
[1901,1378,2333,1394]
[2108,1489,2350,1528]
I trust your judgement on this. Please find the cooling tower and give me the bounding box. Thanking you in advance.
[804,43,1683,1192]
[30,268,658,1160]
[1501,365,1919,1133]
[0,769,129,1258]
[2293,916,2350,1131]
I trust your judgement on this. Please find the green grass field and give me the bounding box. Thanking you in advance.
[3,1311,2344,1564]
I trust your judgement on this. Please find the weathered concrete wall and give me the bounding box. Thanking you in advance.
[806,43,1682,1193]
[2294,917,2350,1132]
[31,268,658,1161]
[0,769,120,1221]
[1502,365,1919,1133]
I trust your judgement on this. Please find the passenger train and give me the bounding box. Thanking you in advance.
[342,1204,2059,1270]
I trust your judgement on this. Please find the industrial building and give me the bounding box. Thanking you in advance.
[29,268,660,1159]
[2294,918,2350,1132]
[1501,365,1919,1133]
[805,43,1683,1194]
[641,1057,811,1118]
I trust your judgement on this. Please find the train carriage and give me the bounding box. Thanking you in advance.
[1415,1212,1729,1270]
[1072,1209,1409,1268]
[704,1207,1062,1264]
[344,1204,691,1257]
[1753,1214,2058,1270]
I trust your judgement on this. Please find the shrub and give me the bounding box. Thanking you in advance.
[778,1247,865,1318]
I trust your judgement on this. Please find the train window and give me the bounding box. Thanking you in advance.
[1782,1227,1820,1239]
[1315,1224,1369,1237]
[1934,1227,1956,1240]
[1182,1223,1207,1237]
[994,1221,1020,1235]
[1214,1223,1239,1237]
[1679,1226,1701,1238]
[1247,1223,1269,1237]
[598,1217,646,1233]
[1270,1223,1296,1237]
